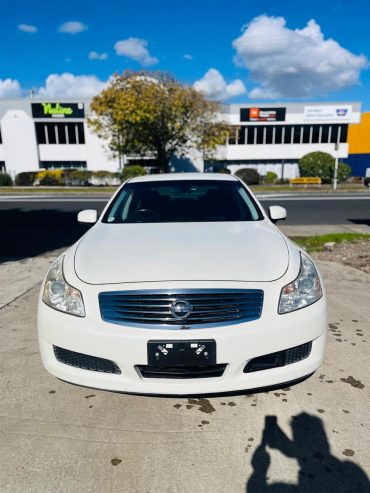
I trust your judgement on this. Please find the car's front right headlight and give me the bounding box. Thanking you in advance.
[42,256,85,317]
[278,252,322,314]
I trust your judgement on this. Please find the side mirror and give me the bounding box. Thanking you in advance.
[269,205,287,223]
[77,209,98,224]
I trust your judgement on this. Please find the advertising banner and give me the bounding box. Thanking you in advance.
[303,105,352,122]
[32,102,85,119]
[240,107,286,122]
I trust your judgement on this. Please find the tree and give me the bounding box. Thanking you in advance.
[88,71,231,172]
[299,151,351,184]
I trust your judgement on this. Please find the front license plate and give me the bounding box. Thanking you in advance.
[147,340,216,367]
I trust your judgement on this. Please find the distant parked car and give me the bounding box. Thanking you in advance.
[38,173,327,395]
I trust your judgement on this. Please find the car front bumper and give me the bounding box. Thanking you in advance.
[38,289,327,395]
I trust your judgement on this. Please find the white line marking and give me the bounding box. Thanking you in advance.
[0,197,108,202]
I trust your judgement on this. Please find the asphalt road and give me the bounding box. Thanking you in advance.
[0,193,369,261]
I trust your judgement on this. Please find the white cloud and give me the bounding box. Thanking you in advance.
[0,79,22,98]
[232,15,368,99]
[37,73,106,98]
[193,68,246,100]
[59,21,87,34]
[183,54,193,60]
[88,51,108,61]
[114,37,158,66]
[18,23,37,33]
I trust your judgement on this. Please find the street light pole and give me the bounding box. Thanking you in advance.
[333,143,339,190]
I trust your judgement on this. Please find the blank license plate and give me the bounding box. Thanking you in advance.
[147,340,216,367]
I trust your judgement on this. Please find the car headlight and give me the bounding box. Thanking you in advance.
[42,256,85,317]
[278,252,322,314]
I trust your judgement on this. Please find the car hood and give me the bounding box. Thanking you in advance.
[74,221,289,284]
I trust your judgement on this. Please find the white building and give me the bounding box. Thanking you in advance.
[0,99,361,178]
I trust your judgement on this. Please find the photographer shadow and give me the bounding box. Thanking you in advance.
[247,413,370,493]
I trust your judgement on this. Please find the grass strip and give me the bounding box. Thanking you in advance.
[290,233,370,253]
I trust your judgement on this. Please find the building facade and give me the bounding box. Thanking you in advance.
[0,99,366,178]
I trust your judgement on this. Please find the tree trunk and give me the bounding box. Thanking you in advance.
[156,149,170,173]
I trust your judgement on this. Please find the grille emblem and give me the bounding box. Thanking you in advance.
[170,299,193,320]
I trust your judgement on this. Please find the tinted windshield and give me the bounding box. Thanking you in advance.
[103,179,262,223]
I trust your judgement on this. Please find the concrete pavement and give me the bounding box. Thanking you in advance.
[0,249,369,492]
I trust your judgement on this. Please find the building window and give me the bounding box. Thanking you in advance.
[293,126,301,144]
[0,127,2,144]
[39,161,87,169]
[226,123,349,146]
[339,124,348,143]
[302,125,311,144]
[246,126,255,145]
[312,125,320,143]
[330,125,348,144]
[321,125,329,144]
[265,126,274,144]
[35,122,85,145]
[238,126,246,145]
[0,161,5,172]
[256,126,264,144]
[275,126,283,144]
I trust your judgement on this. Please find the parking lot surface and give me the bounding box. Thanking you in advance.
[0,254,369,492]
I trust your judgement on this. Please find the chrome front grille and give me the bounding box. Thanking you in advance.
[99,289,264,327]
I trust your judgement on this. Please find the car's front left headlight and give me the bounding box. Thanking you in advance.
[42,256,85,317]
[279,252,322,314]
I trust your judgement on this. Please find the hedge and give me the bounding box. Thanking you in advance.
[14,169,128,186]
[15,171,37,186]
[0,173,13,186]
[120,165,146,181]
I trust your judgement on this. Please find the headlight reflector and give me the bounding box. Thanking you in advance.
[42,257,85,317]
[279,252,322,314]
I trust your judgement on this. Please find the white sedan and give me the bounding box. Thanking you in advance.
[38,173,327,395]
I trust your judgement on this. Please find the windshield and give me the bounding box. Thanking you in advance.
[102,179,262,224]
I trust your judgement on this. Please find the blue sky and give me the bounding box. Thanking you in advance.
[1,0,370,108]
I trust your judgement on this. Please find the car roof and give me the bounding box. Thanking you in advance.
[128,172,238,183]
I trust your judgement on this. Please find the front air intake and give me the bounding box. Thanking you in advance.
[54,346,121,374]
[244,342,312,373]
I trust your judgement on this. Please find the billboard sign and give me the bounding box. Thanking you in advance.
[32,102,85,119]
[303,105,352,122]
[240,107,286,122]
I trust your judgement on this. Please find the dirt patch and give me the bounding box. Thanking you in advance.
[188,398,216,414]
[312,239,370,274]
[342,449,355,457]
[340,376,365,389]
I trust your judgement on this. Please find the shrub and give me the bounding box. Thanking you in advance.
[234,167,260,185]
[15,171,37,186]
[218,167,231,174]
[299,151,351,184]
[0,173,12,186]
[120,165,146,182]
[90,170,121,186]
[36,169,64,186]
[364,177,370,188]
[264,171,278,184]
[63,169,93,186]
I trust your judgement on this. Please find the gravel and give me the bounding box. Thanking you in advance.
[312,239,370,274]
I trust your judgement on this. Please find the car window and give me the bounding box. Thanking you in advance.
[103,180,262,223]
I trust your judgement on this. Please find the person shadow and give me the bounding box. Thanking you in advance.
[247,412,370,493]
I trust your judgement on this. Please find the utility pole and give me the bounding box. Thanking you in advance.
[333,143,339,190]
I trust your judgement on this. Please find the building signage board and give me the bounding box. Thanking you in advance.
[303,105,352,122]
[31,102,85,119]
[240,107,286,122]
